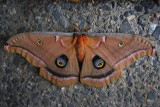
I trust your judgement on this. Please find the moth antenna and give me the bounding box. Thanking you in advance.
[68,21,80,32]
[82,26,90,32]
[82,21,93,32]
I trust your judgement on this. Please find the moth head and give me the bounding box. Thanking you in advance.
[92,55,105,69]
[37,39,43,45]
[55,54,68,68]
[118,41,125,47]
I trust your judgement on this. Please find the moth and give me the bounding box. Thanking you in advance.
[4,32,156,87]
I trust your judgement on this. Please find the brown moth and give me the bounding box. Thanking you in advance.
[4,32,156,87]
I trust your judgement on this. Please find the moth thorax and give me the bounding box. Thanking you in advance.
[76,35,87,62]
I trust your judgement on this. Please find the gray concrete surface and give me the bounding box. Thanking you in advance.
[0,0,160,107]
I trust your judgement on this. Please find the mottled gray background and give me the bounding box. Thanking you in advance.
[0,0,160,107]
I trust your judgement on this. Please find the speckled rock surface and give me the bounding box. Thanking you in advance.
[0,0,160,107]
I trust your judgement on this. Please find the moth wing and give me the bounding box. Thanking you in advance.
[80,34,155,87]
[4,32,80,86]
